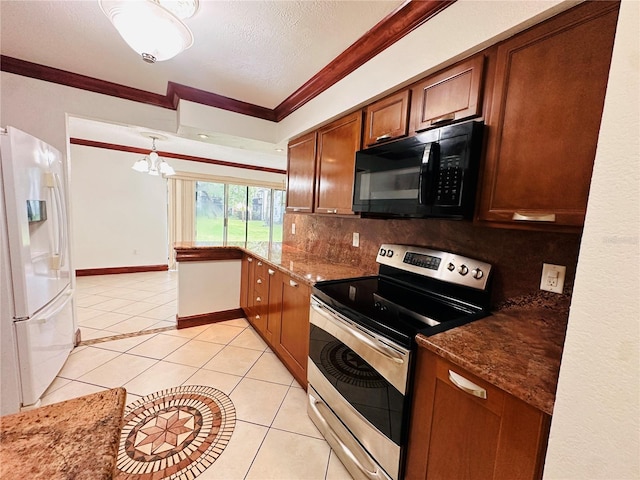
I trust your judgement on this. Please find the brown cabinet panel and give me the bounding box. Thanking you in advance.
[364,90,411,146]
[286,131,317,213]
[274,274,311,387]
[411,55,484,133]
[476,1,619,228]
[405,349,550,480]
[315,111,363,215]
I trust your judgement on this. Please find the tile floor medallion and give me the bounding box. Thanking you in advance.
[116,385,235,480]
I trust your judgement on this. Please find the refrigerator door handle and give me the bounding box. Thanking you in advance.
[48,171,67,269]
[27,290,74,324]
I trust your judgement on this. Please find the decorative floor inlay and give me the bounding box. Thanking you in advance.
[116,385,235,480]
[79,326,177,346]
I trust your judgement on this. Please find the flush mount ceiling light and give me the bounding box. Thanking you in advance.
[99,0,198,63]
[132,134,176,177]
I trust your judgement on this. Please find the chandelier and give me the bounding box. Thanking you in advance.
[132,136,176,176]
[99,0,199,63]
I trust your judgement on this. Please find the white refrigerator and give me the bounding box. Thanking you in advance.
[0,126,75,414]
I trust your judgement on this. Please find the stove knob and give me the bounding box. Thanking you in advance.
[447,262,456,272]
[374,301,381,309]
[387,250,394,258]
[379,248,386,256]
[472,268,484,279]
[458,264,469,276]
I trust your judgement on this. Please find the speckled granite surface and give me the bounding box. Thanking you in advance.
[416,291,571,415]
[0,388,126,479]
[174,242,374,285]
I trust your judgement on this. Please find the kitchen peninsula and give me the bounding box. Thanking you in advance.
[174,243,568,413]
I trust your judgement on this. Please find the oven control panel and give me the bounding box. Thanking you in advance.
[376,244,492,290]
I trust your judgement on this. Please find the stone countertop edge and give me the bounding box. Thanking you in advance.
[173,242,375,286]
[416,291,571,415]
[0,387,127,480]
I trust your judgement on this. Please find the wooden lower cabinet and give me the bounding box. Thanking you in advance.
[405,349,550,480]
[240,255,311,388]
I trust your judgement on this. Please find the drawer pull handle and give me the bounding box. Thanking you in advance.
[257,261,263,266]
[431,113,456,125]
[256,297,262,302]
[255,315,260,320]
[375,134,391,142]
[247,257,253,263]
[512,212,556,222]
[268,269,275,276]
[257,279,262,284]
[289,279,299,288]
[448,370,487,399]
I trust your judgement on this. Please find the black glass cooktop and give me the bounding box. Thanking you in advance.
[312,275,488,349]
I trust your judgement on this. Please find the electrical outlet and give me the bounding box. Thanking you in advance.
[291,223,296,235]
[540,263,566,294]
[352,232,360,247]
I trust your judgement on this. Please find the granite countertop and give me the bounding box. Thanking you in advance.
[0,388,126,479]
[416,291,570,415]
[174,242,374,285]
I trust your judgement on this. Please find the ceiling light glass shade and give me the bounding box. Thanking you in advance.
[159,161,176,176]
[99,0,194,63]
[132,158,150,172]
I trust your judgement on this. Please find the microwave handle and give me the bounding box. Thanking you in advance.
[418,142,439,205]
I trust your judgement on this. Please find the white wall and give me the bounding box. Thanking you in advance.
[70,144,285,270]
[543,1,640,478]
[70,145,168,270]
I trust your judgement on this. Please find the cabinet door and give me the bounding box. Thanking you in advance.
[264,266,279,345]
[364,90,411,147]
[286,131,317,213]
[315,111,363,215]
[405,349,550,480]
[274,274,310,388]
[411,55,484,132]
[476,2,619,228]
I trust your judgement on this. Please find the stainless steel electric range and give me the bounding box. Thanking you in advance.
[307,244,493,480]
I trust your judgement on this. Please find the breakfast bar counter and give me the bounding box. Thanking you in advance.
[0,387,126,479]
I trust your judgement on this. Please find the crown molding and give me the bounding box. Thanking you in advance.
[1,1,455,122]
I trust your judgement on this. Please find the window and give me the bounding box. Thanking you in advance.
[194,181,284,249]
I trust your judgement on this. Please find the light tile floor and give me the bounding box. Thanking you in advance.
[43,271,353,479]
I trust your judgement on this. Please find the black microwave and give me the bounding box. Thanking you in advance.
[352,120,484,219]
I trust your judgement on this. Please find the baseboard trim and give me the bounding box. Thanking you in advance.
[176,308,245,329]
[76,265,169,276]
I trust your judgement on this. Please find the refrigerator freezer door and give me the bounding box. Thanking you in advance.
[1,126,71,318]
[15,288,74,406]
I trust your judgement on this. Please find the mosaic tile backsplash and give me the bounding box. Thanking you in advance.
[283,214,581,305]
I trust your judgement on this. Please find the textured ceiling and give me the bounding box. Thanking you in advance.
[0,0,404,109]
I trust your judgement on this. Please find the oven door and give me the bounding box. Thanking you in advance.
[307,296,411,480]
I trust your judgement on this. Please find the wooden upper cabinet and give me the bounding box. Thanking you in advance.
[410,55,484,133]
[476,1,619,229]
[315,111,363,215]
[286,131,317,213]
[363,90,411,146]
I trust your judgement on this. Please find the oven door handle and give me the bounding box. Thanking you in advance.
[311,303,405,365]
[309,393,389,480]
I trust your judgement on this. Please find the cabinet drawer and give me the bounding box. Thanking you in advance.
[434,356,505,417]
